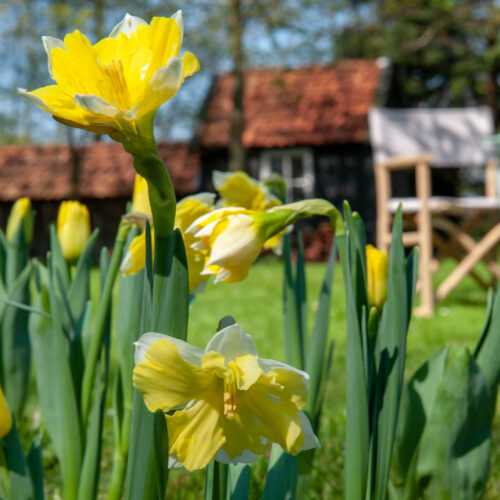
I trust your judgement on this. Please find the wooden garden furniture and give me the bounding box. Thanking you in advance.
[368,107,500,316]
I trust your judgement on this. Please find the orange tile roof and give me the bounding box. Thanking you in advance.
[0,142,200,202]
[200,60,382,149]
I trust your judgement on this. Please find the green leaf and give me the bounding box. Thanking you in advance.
[26,437,45,500]
[305,240,337,431]
[338,228,369,500]
[205,461,229,500]
[68,229,99,322]
[282,234,304,369]
[77,373,106,500]
[4,421,35,500]
[1,262,32,418]
[262,444,298,500]
[414,349,492,499]
[390,347,449,495]
[153,409,169,499]
[228,464,251,500]
[29,274,82,500]
[49,225,70,292]
[152,229,189,339]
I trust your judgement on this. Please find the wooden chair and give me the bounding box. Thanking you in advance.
[368,107,500,316]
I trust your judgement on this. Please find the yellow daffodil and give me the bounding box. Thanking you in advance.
[366,244,389,309]
[120,194,215,293]
[133,322,320,471]
[57,201,91,262]
[212,171,281,211]
[19,11,199,139]
[6,197,33,243]
[187,199,341,284]
[0,385,12,439]
[131,174,152,216]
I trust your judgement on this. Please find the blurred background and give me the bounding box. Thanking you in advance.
[1,0,500,254]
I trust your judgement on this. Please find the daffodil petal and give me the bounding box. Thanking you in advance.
[205,324,258,360]
[299,412,321,450]
[133,338,209,412]
[74,94,120,117]
[18,87,55,113]
[109,12,147,37]
[134,332,203,366]
[258,357,310,387]
[135,57,183,118]
[42,36,65,78]
[171,10,183,43]
[168,396,225,471]
[181,51,200,78]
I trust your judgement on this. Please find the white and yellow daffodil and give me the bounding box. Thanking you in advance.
[133,322,320,471]
[0,385,12,439]
[6,197,33,244]
[366,244,389,309]
[121,193,215,293]
[187,199,342,284]
[19,11,199,139]
[57,200,91,262]
[131,174,152,216]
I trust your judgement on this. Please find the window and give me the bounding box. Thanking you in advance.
[259,148,314,202]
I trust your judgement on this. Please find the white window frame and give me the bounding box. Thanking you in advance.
[259,148,314,202]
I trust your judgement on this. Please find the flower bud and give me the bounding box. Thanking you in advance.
[0,385,12,438]
[366,244,389,309]
[131,174,152,216]
[57,201,91,262]
[6,197,33,243]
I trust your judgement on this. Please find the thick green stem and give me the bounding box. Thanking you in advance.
[121,136,177,238]
[80,221,130,426]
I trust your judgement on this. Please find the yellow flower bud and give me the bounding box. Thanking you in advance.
[0,385,12,438]
[57,201,91,262]
[131,174,152,216]
[366,244,389,309]
[6,197,33,243]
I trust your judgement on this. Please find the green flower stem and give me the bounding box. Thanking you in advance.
[80,220,131,426]
[122,136,177,238]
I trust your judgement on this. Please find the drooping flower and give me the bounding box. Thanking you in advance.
[6,197,33,244]
[213,170,281,211]
[366,244,389,309]
[187,199,342,283]
[133,322,320,471]
[121,193,215,293]
[131,174,152,216]
[19,11,199,140]
[57,201,91,262]
[0,385,12,439]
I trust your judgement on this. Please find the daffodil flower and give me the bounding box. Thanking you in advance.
[213,170,281,211]
[121,193,215,293]
[57,200,91,262]
[366,244,389,309]
[131,174,152,216]
[0,385,12,439]
[6,197,33,244]
[19,11,199,140]
[187,199,343,283]
[133,322,320,471]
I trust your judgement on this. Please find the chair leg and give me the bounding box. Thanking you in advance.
[436,223,500,301]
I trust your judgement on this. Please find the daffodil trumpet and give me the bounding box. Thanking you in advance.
[133,322,320,471]
[187,199,343,284]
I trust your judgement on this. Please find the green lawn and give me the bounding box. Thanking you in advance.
[175,254,499,499]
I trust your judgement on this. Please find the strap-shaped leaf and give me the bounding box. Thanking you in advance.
[262,444,298,500]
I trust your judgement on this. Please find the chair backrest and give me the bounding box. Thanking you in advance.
[369,107,495,167]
